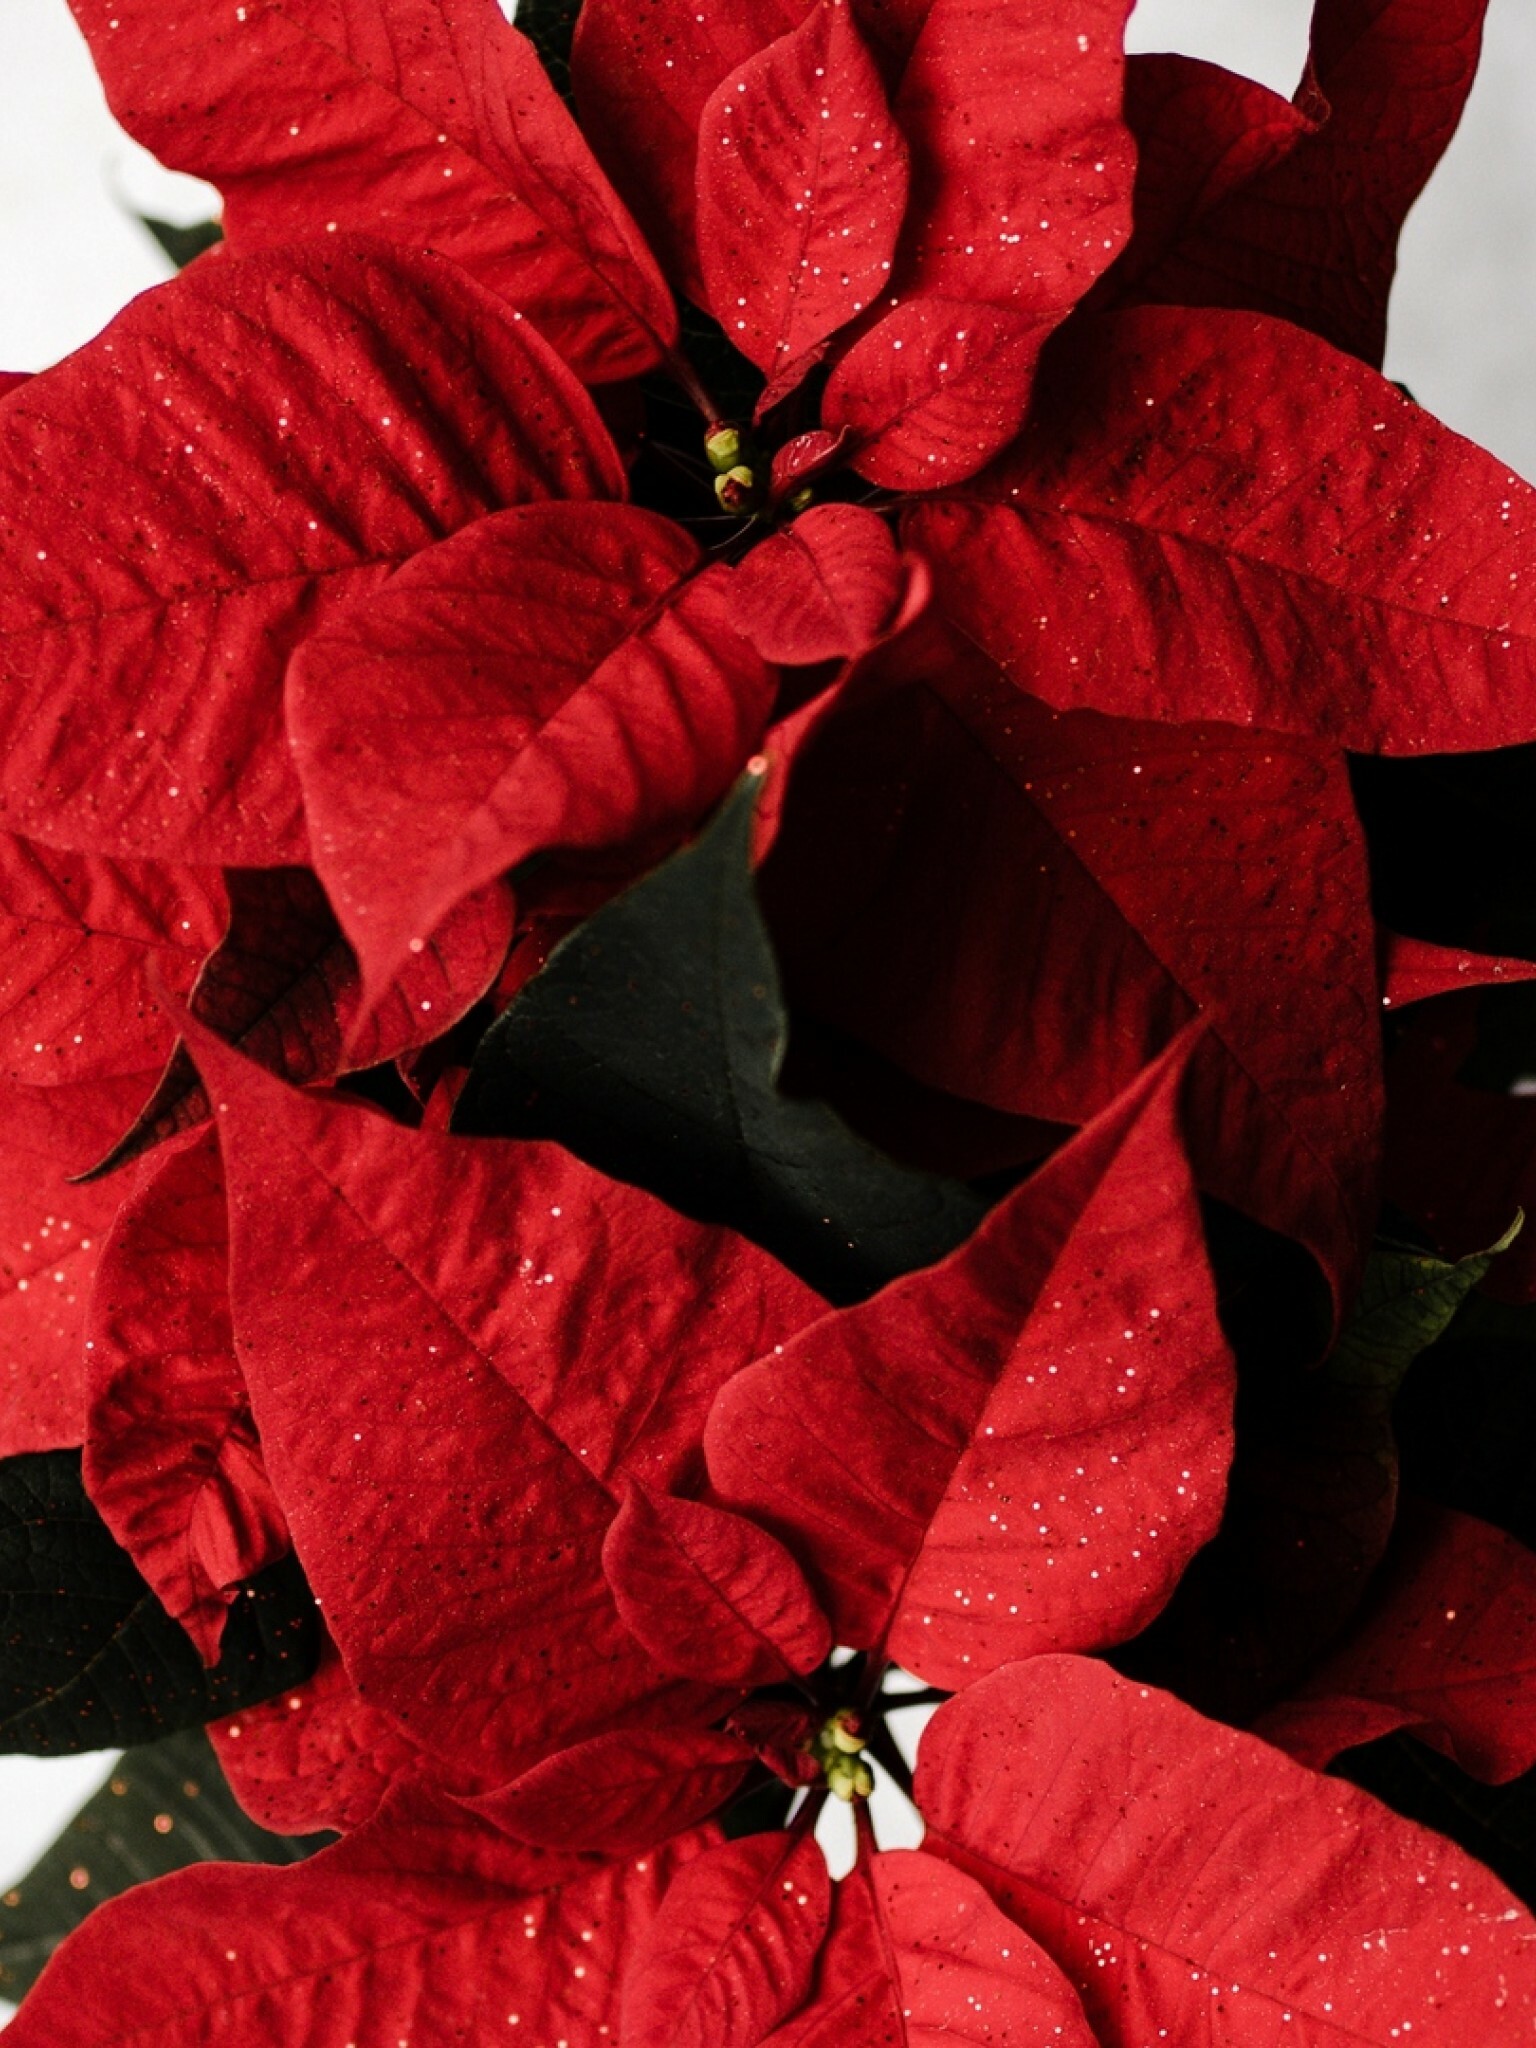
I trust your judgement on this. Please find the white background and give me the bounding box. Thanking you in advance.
[3,0,1535,2022]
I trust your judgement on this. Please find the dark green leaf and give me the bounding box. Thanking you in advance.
[455,776,987,1302]
[0,1452,319,1755]
[514,0,581,108]
[1336,1733,1536,1909]
[135,215,224,269]
[1330,1214,1522,1397]
[0,1730,328,2001]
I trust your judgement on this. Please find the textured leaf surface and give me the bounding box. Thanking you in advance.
[920,1655,1536,2045]
[469,1726,752,1855]
[603,1482,832,1687]
[1330,1217,1522,1397]
[0,1729,326,2003]
[730,503,923,664]
[0,1450,317,1754]
[764,1851,1098,2048]
[914,305,1536,753]
[708,1040,1234,1686]
[0,239,621,866]
[5,1781,707,2048]
[83,1129,290,1664]
[622,1828,830,2048]
[195,1029,822,1783]
[69,0,677,380]
[697,0,908,387]
[1258,1502,1536,1781]
[290,501,770,1007]
[822,0,1135,486]
[456,774,985,1301]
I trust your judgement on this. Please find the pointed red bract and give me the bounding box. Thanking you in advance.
[69,0,677,382]
[920,1655,1536,2046]
[730,503,924,664]
[209,1631,421,1835]
[697,0,909,395]
[471,1727,753,1855]
[289,501,773,1008]
[765,1851,1098,2047]
[1257,1502,1536,1782]
[708,1039,1234,1686]
[83,1129,290,1664]
[1121,0,1489,366]
[822,0,1135,486]
[3,1778,710,2048]
[1381,931,1536,1010]
[194,1029,823,1782]
[0,839,224,1088]
[913,305,1536,754]
[604,1482,833,1687]
[622,1828,831,2048]
[0,240,621,867]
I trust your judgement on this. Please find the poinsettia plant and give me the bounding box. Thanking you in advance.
[9,0,1536,2037]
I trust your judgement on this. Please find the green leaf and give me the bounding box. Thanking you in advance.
[0,1730,328,2001]
[1336,1733,1536,1909]
[455,775,987,1302]
[135,216,224,270]
[1328,1213,1523,1396]
[0,1452,319,1755]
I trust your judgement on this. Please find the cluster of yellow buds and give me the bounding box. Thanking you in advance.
[704,421,765,516]
[810,1708,875,1803]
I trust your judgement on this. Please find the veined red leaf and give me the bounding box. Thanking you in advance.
[573,0,811,297]
[193,1028,823,1783]
[697,0,908,393]
[730,503,924,664]
[1381,931,1536,1010]
[708,1038,1234,1687]
[210,1630,421,1835]
[0,1135,123,1460]
[603,1482,833,1688]
[3,1776,709,2048]
[822,0,1135,486]
[763,1851,1097,2048]
[69,0,676,382]
[469,1727,753,1855]
[83,1129,290,1665]
[1258,1501,1536,1782]
[913,305,1536,754]
[0,838,224,1088]
[82,869,512,1180]
[920,1655,1536,2046]
[1122,0,1489,366]
[622,1828,830,2048]
[763,654,1381,1307]
[289,500,773,1009]
[0,239,622,867]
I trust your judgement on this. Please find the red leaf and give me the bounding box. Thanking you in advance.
[763,655,1381,1307]
[468,1727,753,1855]
[913,305,1536,754]
[730,503,921,663]
[822,0,1135,486]
[0,1132,123,1459]
[1123,0,1490,366]
[697,0,908,392]
[764,1851,1097,2047]
[193,1029,824,1782]
[604,1481,833,1687]
[210,1629,421,1835]
[4,1776,710,2048]
[622,1828,831,2048]
[708,1037,1234,1687]
[83,1129,290,1664]
[573,0,811,297]
[1257,1501,1536,1782]
[1381,931,1536,1011]
[0,839,225,1088]
[82,869,512,1180]
[289,500,773,1008]
[920,1654,1536,2046]
[68,0,676,382]
[0,240,622,867]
